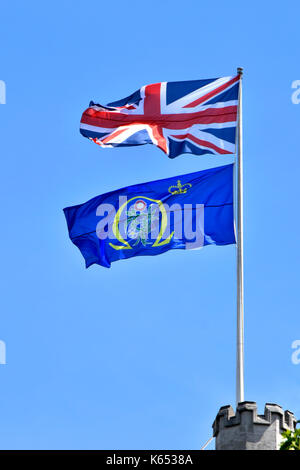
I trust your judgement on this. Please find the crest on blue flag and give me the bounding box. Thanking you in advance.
[64,164,235,268]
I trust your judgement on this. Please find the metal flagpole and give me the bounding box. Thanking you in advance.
[236,67,244,406]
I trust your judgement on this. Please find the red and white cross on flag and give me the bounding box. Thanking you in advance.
[80,75,240,159]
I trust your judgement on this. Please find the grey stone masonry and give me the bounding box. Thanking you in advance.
[212,401,297,450]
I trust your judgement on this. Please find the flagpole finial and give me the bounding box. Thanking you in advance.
[237,67,243,76]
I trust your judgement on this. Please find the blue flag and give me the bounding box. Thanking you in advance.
[63,164,235,268]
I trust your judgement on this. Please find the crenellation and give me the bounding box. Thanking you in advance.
[212,401,297,450]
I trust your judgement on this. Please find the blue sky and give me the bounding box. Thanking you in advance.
[0,0,299,450]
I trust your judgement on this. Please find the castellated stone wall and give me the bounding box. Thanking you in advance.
[212,401,297,450]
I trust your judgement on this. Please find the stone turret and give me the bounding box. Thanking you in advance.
[212,401,297,450]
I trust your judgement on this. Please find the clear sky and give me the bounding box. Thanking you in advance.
[0,0,299,450]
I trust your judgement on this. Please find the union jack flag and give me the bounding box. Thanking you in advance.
[80,75,240,159]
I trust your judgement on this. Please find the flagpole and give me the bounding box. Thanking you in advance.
[236,67,244,406]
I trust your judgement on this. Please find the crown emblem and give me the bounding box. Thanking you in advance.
[168,179,192,195]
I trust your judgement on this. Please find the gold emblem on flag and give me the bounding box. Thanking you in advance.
[109,196,174,251]
[168,180,192,195]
